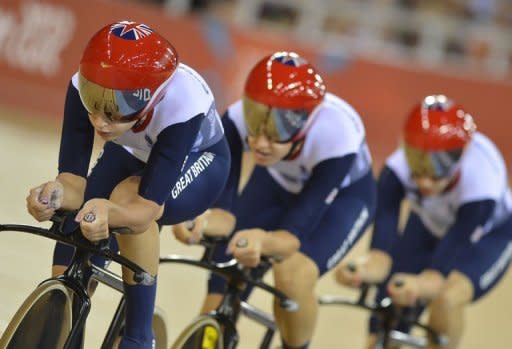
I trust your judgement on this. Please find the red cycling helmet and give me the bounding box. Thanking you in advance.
[243,51,326,143]
[403,95,476,178]
[78,20,179,122]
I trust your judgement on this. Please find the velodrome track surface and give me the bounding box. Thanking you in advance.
[1,109,511,348]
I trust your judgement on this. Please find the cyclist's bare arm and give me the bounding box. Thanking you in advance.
[56,172,86,210]
[172,208,235,245]
[229,228,300,264]
[76,175,163,236]
[336,249,392,287]
[362,249,392,282]
[418,269,445,300]
[389,269,445,302]
[79,195,162,235]
[262,229,300,259]
[203,208,236,236]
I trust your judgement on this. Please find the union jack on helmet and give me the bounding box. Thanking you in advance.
[78,20,179,122]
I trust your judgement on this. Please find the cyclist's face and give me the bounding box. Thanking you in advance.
[411,173,452,196]
[247,133,293,166]
[88,112,137,141]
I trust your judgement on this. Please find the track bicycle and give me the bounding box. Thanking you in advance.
[0,211,167,349]
[319,265,448,348]
[159,236,299,349]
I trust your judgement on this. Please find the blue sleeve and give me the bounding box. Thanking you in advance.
[278,154,356,241]
[370,166,405,252]
[429,199,496,274]
[139,113,204,205]
[211,112,242,211]
[58,80,94,177]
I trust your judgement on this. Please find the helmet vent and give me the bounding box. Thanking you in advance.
[422,95,454,111]
[273,52,307,67]
[110,21,153,40]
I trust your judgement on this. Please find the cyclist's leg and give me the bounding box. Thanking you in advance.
[272,253,318,349]
[277,173,375,349]
[367,213,438,348]
[427,216,512,349]
[427,271,471,349]
[109,176,160,349]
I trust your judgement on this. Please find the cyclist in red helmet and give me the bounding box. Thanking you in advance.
[173,51,377,349]
[336,95,512,348]
[25,20,230,349]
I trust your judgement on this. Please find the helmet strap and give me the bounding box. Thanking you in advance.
[283,138,305,161]
[132,110,154,133]
[443,169,461,193]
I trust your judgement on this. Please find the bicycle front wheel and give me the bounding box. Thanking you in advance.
[171,315,223,349]
[153,305,168,349]
[0,280,73,349]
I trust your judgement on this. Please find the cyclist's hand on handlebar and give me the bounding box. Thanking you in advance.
[26,181,64,222]
[387,273,420,307]
[75,199,110,242]
[335,250,392,288]
[172,210,211,245]
[172,222,202,245]
[227,229,266,268]
[335,260,365,288]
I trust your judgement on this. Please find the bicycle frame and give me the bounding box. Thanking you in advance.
[240,302,277,348]
[91,264,127,349]
[318,285,449,348]
[161,237,298,349]
[0,214,154,349]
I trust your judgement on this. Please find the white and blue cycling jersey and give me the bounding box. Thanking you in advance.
[227,93,372,193]
[377,132,512,241]
[59,63,227,207]
[209,92,376,282]
[369,131,512,309]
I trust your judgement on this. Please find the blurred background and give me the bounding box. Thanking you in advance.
[0,0,511,348]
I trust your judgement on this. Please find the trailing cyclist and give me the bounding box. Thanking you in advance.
[335,95,512,349]
[173,51,377,349]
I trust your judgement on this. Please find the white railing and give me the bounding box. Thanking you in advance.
[163,0,512,78]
